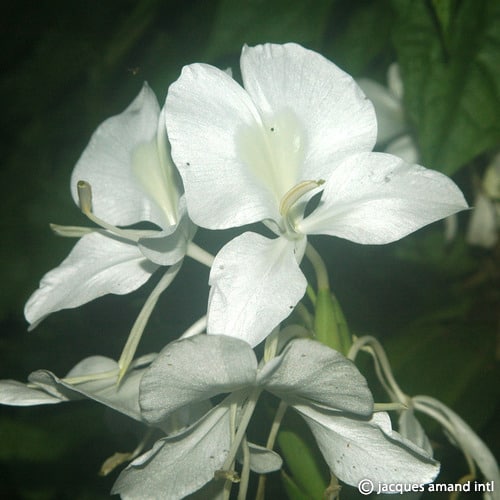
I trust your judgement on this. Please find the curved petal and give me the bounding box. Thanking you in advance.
[140,334,257,424]
[70,83,180,229]
[385,135,419,164]
[25,231,158,327]
[241,43,377,183]
[207,232,307,347]
[113,397,234,500]
[166,63,279,228]
[138,196,197,265]
[0,380,67,406]
[258,338,373,416]
[295,406,439,488]
[357,77,406,144]
[299,152,468,244]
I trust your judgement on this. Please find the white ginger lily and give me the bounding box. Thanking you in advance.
[165,43,468,346]
[25,83,198,328]
[23,84,214,377]
[112,334,439,499]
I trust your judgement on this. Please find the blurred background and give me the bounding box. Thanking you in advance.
[1,0,498,498]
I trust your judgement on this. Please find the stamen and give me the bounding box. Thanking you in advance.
[50,223,95,238]
[279,179,324,217]
[374,402,408,412]
[76,180,158,243]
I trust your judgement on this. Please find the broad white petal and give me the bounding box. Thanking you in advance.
[414,395,500,486]
[241,43,377,184]
[166,63,279,228]
[113,397,234,500]
[25,231,158,327]
[296,406,439,487]
[466,193,498,248]
[70,83,180,229]
[0,380,67,406]
[299,152,468,244]
[207,232,307,347]
[357,77,406,144]
[258,338,373,416]
[140,334,257,424]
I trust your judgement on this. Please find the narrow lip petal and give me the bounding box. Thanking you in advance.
[166,63,280,229]
[24,231,158,326]
[240,43,377,183]
[299,152,469,244]
[70,83,181,230]
[207,232,307,346]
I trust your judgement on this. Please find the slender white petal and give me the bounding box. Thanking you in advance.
[295,406,439,487]
[24,231,158,327]
[166,63,279,228]
[70,83,180,229]
[414,395,500,487]
[398,409,433,456]
[258,338,373,416]
[241,43,377,184]
[140,335,257,424]
[0,380,67,406]
[207,232,307,346]
[299,152,468,244]
[113,397,234,500]
[466,193,498,248]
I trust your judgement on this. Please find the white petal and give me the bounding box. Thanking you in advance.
[113,398,234,500]
[138,196,197,265]
[241,43,377,183]
[0,380,67,406]
[70,83,180,229]
[207,232,307,346]
[414,395,500,486]
[295,406,439,487]
[258,338,373,416]
[299,152,468,244]
[385,135,419,164]
[245,443,283,473]
[398,409,433,456]
[24,231,158,326]
[140,334,257,424]
[466,193,498,248]
[357,77,406,144]
[166,63,279,228]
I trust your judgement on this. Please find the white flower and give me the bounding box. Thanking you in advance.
[112,334,439,499]
[165,43,468,346]
[25,83,196,329]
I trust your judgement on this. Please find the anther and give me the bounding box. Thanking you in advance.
[77,180,93,214]
[279,179,325,217]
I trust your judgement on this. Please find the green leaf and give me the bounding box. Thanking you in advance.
[205,0,334,60]
[391,0,500,175]
[281,470,311,500]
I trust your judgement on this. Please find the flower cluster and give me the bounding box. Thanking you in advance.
[1,43,496,499]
